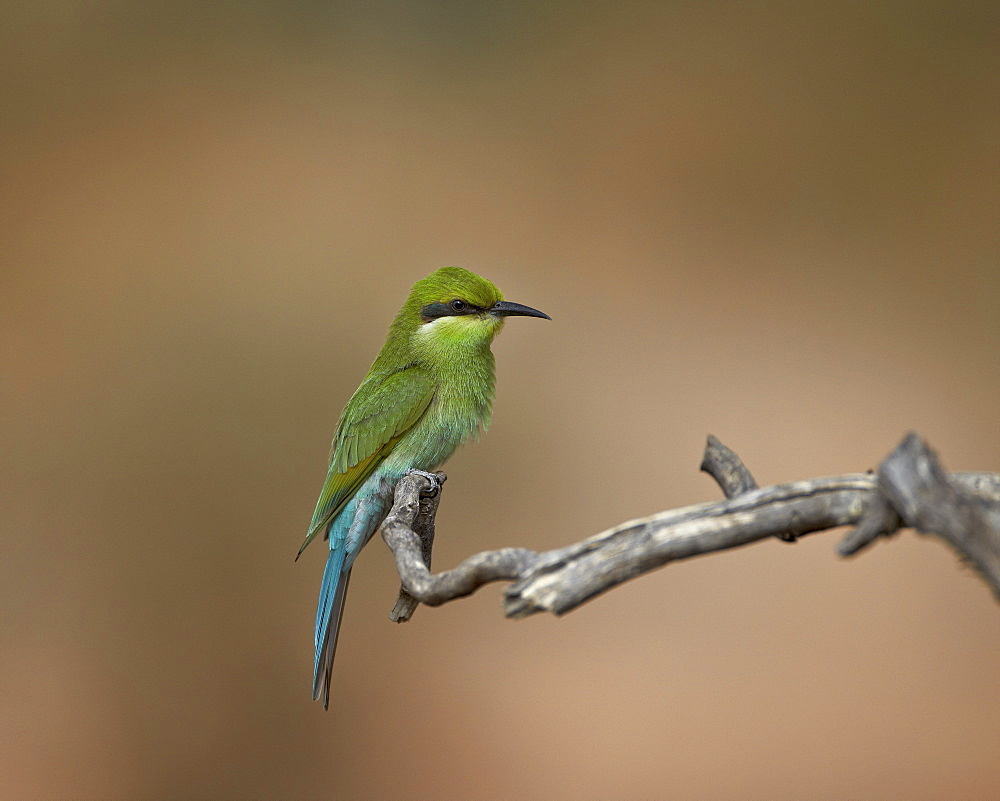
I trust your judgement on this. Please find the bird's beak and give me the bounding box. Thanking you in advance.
[490,300,551,320]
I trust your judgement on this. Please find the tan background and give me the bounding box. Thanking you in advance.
[2,2,998,799]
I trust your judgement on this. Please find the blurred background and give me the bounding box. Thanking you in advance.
[2,1,998,799]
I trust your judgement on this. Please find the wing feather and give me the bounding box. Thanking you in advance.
[296,365,434,559]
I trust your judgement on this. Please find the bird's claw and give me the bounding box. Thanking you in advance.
[407,470,442,497]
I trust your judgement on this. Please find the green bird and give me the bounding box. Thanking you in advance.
[298,266,550,708]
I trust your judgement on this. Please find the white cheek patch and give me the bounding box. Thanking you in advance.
[417,316,463,338]
[416,314,500,350]
[416,317,444,338]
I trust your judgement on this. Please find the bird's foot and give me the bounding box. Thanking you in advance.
[407,469,443,497]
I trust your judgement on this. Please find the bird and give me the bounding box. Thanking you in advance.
[298,266,550,708]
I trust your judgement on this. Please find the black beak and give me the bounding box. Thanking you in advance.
[490,300,551,320]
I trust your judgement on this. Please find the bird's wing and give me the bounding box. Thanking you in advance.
[296,364,435,559]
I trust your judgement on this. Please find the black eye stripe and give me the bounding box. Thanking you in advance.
[420,300,480,320]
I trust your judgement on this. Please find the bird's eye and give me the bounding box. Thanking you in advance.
[449,299,467,312]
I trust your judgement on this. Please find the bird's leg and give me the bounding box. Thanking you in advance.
[406,469,443,497]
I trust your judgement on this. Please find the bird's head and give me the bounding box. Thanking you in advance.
[398,266,550,354]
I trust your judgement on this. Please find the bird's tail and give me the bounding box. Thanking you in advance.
[313,545,351,710]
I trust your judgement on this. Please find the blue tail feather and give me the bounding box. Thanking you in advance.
[313,545,351,709]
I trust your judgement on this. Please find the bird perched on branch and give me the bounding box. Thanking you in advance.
[298,266,550,708]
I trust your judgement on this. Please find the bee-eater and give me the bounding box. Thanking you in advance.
[298,266,549,708]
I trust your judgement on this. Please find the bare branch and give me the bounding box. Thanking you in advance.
[869,433,1000,602]
[383,473,538,615]
[700,434,800,542]
[380,434,1000,621]
[837,490,901,557]
[388,472,446,623]
[700,434,758,498]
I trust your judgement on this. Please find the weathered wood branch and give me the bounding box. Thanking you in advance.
[380,433,1000,620]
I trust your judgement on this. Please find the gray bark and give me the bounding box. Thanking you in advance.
[379,433,1000,620]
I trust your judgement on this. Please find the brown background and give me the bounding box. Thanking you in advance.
[2,2,998,799]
